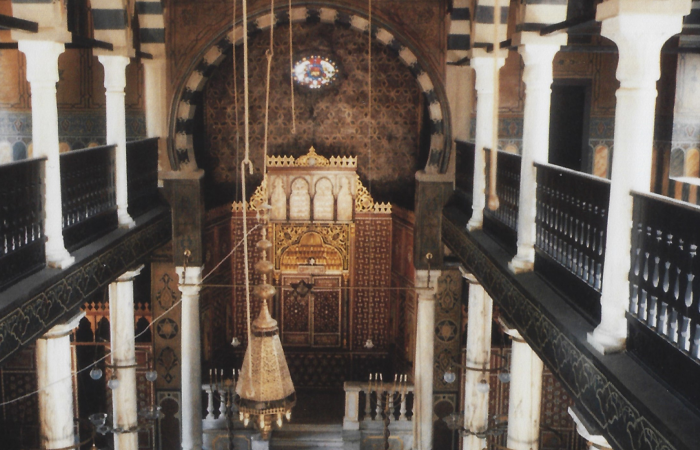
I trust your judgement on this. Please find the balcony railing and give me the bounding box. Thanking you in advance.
[627,191,700,411]
[535,163,610,322]
[61,145,117,251]
[0,157,46,290]
[127,138,161,218]
[483,150,521,252]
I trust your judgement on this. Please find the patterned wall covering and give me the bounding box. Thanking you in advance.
[433,270,462,392]
[391,207,415,370]
[0,48,146,163]
[352,214,392,350]
[201,207,234,361]
[201,22,423,208]
[230,214,265,348]
[0,346,41,449]
[165,0,446,108]
[152,260,183,389]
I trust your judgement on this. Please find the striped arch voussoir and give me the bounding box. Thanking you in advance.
[173,6,448,173]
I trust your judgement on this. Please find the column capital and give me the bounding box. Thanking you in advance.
[41,311,85,339]
[518,43,560,89]
[568,407,613,450]
[498,316,524,341]
[98,55,131,92]
[415,269,441,298]
[598,1,689,88]
[116,265,145,283]
[17,40,65,84]
[177,266,204,291]
[470,56,507,93]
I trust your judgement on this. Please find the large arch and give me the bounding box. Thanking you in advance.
[169,3,452,175]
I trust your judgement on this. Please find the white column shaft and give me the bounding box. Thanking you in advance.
[510,44,560,273]
[99,55,135,229]
[462,281,493,450]
[18,40,74,269]
[506,339,544,450]
[589,11,686,353]
[178,266,204,450]
[109,267,143,450]
[467,57,506,231]
[36,332,75,449]
[413,270,439,450]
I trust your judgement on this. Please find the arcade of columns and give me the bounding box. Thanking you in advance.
[27,0,691,449]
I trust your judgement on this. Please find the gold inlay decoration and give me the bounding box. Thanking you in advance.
[279,232,343,272]
[232,175,268,212]
[355,174,392,214]
[267,147,357,168]
[274,223,351,271]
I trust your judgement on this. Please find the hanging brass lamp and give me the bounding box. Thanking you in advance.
[236,223,296,440]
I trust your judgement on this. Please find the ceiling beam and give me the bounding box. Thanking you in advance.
[0,14,38,33]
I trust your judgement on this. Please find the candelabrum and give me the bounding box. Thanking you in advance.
[367,373,409,450]
[85,363,162,450]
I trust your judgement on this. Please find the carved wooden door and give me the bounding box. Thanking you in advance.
[280,275,342,347]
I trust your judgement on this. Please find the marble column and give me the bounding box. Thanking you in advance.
[461,272,493,450]
[109,266,144,450]
[18,40,74,269]
[35,312,84,450]
[413,269,440,450]
[509,42,564,274]
[99,55,135,229]
[177,265,204,450]
[588,0,691,354]
[142,58,168,174]
[467,56,506,231]
[503,327,543,450]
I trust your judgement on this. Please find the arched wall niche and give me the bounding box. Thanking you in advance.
[169,3,452,209]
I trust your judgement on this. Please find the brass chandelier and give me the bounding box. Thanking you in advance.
[235,210,296,439]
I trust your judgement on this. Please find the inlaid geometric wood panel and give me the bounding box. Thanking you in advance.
[352,215,392,350]
[311,276,342,347]
[281,275,312,346]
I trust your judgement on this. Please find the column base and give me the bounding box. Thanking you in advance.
[118,210,136,229]
[508,254,534,274]
[46,247,75,269]
[587,327,626,355]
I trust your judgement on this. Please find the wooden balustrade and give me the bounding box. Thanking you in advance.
[0,157,46,290]
[126,138,160,218]
[60,145,117,251]
[483,150,521,253]
[627,191,700,410]
[535,163,610,322]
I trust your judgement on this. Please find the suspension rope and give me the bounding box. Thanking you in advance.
[233,0,241,203]
[240,0,255,396]
[487,0,501,211]
[366,0,374,346]
[289,0,296,134]
[0,223,262,408]
[262,0,275,179]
